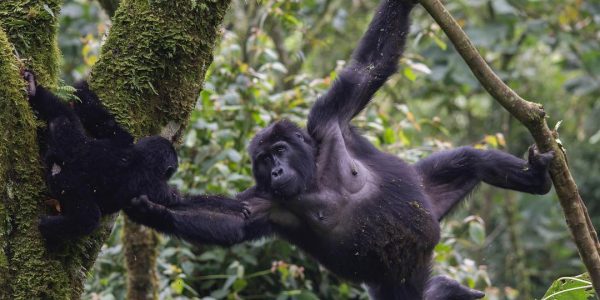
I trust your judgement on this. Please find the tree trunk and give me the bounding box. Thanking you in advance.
[0,0,230,298]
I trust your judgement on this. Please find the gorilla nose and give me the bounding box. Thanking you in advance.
[271,167,284,178]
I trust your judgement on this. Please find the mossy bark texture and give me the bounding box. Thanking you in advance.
[90,1,230,299]
[0,2,94,299]
[0,0,230,299]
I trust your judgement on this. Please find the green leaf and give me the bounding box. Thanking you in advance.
[542,273,594,300]
[232,278,247,292]
[43,4,55,18]
[431,34,447,50]
[170,278,185,294]
[403,67,417,81]
[468,222,485,245]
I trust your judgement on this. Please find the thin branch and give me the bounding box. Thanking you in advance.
[418,0,600,296]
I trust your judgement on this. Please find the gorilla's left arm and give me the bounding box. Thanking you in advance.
[416,146,554,220]
[307,0,416,140]
[124,192,273,246]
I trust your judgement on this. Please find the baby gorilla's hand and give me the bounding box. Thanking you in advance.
[129,195,164,214]
[23,70,37,97]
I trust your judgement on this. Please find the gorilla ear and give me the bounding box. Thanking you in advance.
[165,166,176,178]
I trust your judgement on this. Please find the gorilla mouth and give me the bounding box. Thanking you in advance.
[272,178,295,194]
[273,179,292,189]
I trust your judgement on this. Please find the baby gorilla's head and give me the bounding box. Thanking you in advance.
[135,136,178,180]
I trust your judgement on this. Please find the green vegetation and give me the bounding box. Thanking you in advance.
[5,0,599,299]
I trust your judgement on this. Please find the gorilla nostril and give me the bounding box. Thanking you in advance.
[272,167,283,178]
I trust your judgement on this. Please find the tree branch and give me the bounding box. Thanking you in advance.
[418,0,600,295]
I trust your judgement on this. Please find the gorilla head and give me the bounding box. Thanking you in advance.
[248,120,316,198]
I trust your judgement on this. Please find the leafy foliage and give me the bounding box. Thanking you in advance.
[542,274,594,300]
[51,0,600,299]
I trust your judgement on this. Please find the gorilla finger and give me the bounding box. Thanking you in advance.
[468,289,485,299]
[527,144,537,160]
[242,208,251,219]
[540,150,555,163]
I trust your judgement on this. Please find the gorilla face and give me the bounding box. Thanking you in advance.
[249,120,316,199]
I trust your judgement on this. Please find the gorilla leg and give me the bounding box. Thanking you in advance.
[416,146,554,220]
[39,197,101,246]
[367,275,485,300]
[366,265,430,300]
[424,276,485,300]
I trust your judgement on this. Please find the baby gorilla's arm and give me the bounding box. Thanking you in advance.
[124,194,272,246]
[72,81,134,146]
[24,71,79,123]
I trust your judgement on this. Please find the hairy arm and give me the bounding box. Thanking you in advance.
[24,71,79,123]
[23,72,133,146]
[124,189,273,246]
[307,0,415,140]
[72,81,134,146]
[416,146,554,220]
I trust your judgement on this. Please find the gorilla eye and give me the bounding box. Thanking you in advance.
[295,132,304,141]
[274,145,286,153]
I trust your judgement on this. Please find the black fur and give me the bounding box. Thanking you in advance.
[125,0,553,299]
[25,73,252,248]
[24,72,178,246]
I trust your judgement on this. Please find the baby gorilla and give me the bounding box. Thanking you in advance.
[24,71,177,246]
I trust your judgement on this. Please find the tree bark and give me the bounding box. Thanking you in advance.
[90,1,230,299]
[418,0,600,295]
[0,0,230,298]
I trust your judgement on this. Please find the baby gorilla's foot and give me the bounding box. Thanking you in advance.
[38,216,65,250]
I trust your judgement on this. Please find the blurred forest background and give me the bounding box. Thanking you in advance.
[56,0,599,299]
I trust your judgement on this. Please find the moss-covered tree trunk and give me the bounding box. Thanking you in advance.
[0,0,230,299]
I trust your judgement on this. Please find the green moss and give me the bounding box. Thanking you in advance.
[0,26,72,300]
[90,0,231,137]
[0,1,62,88]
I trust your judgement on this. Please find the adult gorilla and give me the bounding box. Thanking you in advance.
[126,0,553,298]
